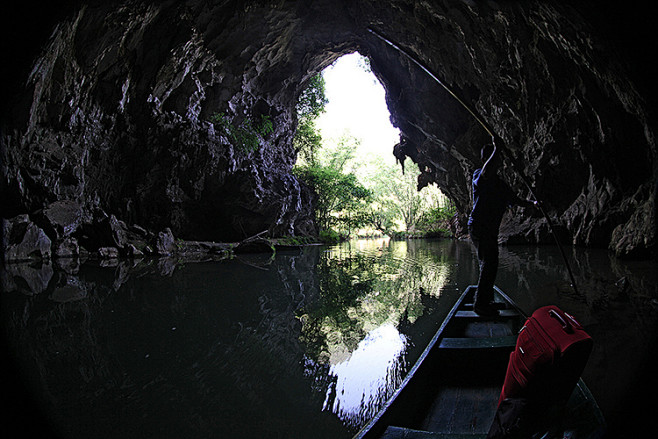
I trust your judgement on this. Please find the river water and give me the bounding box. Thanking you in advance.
[1,238,656,438]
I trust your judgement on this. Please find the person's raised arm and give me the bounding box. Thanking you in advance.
[480,143,500,179]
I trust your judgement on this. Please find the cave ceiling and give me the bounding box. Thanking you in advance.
[1,0,656,257]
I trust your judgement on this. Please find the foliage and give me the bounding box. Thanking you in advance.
[416,202,456,234]
[294,162,372,233]
[319,134,358,171]
[296,74,329,121]
[211,112,273,153]
[318,229,342,244]
[294,72,375,237]
[297,252,375,360]
[389,166,426,232]
[364,199,397,235]
[294,118,323,164]
[297,134,374,235]
[361,158,448,234]
[294,74,328,165]
[297,240,453,368]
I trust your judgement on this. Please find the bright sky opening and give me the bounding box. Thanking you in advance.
[316,53,400,165]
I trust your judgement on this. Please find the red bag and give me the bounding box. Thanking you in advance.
[499,306,593,408]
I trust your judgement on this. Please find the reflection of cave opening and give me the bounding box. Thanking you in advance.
[321,323,408,428]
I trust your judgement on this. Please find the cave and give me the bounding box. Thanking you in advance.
[1,0,656,258]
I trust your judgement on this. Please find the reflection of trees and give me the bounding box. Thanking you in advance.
[299,240,453,360]
[298,252,374,362]
[1,240,462,437]
[299,241,454,360]
[297,239,453,427]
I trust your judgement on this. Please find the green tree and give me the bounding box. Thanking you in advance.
[295,123,373,237]
[294,164,372,233]
[294,120,323,165]
[294,74,328,165]
[416,199,456,236]
[292,66,453,239]
[296,74,329,120]
[318,133,358,171]
[364,199,397,235]
[390,162,425,231]
[362,158,448,235]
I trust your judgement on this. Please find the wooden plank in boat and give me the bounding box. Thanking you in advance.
[454,309,519,319]
[463,321,514,338]
[438,335,517,350]
[381,426,487,438]
[422,385,500,434]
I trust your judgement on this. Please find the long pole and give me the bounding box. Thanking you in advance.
[367,27,580,296]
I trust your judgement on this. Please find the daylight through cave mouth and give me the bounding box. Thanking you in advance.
[313,52,400,166]
[295,51,452,235]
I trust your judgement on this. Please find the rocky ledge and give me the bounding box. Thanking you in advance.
[2,198,307,267]
[2,198,239,264]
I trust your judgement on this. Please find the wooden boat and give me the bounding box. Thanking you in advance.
[353,285,606,439]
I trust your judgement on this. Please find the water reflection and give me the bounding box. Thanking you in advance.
[4,239,654,437]
[297,239,457,428]
[322,324,407,428]
[1,239,465,438]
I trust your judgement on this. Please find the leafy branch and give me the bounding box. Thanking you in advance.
[211,112,273,153]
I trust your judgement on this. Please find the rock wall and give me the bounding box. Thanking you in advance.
[1,0,656,260]
[3,1,319,246]
[357,1,656,258]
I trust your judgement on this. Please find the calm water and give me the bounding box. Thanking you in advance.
[1,238,657,438]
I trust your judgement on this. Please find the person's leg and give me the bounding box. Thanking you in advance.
[474,235,499,315]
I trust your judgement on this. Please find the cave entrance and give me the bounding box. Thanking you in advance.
[295,52,452,237]
[315,52,400,167]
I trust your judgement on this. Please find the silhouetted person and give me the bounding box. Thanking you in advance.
[468,143,537,316]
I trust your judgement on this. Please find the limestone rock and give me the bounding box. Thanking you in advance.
[0,261,54,295]
[54,237,79,258]
[126,243,144,258]
[98,247,119,259]
[101,215,128,249]
[610,197,656,258]
[77,213,129,252]
[3,215,52,262]
[35,200,84,240]
[155,228,176,256]
[0,0,655,258]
